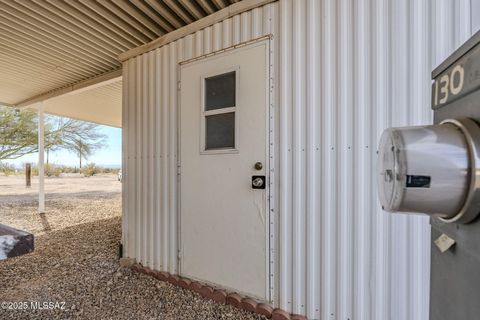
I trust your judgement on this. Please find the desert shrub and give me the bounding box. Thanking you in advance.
[53,166,62,177]
[98,167,120,174]
[31,165,38,176]
[63,166,76,173]
[82,163,99,177]
[44,164,63,177]
[0,162,16,176]
[45,164,54,177]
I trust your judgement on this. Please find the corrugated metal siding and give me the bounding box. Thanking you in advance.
[123,1,472,319]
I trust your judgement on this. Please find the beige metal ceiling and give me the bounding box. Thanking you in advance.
[0,0,242,120]
[36,79,123,127]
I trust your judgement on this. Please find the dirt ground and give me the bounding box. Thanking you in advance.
[0,175,263,320]
[0,174,121,205]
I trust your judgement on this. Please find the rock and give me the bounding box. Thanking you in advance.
[119,257,136,268]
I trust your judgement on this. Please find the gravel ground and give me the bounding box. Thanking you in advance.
[0,176,265,320]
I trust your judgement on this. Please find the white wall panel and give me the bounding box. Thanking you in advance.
[473,0,480,34]
[123,1,472,319]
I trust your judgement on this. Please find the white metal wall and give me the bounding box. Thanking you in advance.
[122,1,473,319]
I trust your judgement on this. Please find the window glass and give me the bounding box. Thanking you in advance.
[205,112,235,149]
[205,71,236,111]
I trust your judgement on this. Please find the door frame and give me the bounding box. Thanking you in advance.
[176,35,275,302]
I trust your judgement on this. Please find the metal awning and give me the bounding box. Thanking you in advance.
[0,0,241,126]
[40,78,123,127]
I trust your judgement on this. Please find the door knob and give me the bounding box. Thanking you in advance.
[254,162,263,170]
[252,177,263,187]
[252,176,265,189]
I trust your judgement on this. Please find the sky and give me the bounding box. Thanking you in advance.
[6,125,122,169]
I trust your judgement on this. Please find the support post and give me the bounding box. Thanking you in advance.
[38,102,45,213]
[26,163,31,188]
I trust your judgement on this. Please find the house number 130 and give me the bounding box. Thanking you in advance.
[433,64,464,106]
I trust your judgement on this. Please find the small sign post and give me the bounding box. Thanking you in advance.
[26,163,31,188]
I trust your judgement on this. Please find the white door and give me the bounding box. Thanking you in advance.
[179,41,270,300]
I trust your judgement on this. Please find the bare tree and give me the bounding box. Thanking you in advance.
[55,119,107,169]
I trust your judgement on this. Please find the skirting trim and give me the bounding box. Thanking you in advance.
[130,263,307,320]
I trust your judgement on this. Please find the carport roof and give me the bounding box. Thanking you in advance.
[0,0,246,126]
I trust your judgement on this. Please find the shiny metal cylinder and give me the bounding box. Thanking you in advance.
[378,122,470,218]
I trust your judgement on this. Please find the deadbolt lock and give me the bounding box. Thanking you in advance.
[254,162,263,170]
[252,176,266,189]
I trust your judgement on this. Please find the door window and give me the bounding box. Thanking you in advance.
[201,69,238,153]
[205,71,236,111]
[205,112,235,149]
